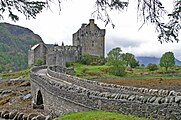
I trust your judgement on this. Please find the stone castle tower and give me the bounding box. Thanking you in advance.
[73,19,105,57]
[28,19,105,66]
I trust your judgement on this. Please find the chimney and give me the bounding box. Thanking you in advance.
[89,19,95,31]
[81,23,87,28]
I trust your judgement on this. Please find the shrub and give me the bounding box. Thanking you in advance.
[35,58,43,66]
[147,63,158,71]
[80,53,91,65]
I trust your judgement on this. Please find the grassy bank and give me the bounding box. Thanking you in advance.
[71,63,181,80]
[59,111,149,120]
[0,68,30,79]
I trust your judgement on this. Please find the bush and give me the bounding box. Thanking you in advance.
[35,58,43,66]
[147,63,158,71]
[66,62,74,67]
[80,53,91,65]
[109,63,126,76]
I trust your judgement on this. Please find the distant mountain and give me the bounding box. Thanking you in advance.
[0,22,42,72]
[136,56,181,66]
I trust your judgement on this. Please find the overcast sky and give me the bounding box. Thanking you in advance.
[2,0,181,60]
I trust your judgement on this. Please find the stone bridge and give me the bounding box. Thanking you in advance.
[30,65,181,119]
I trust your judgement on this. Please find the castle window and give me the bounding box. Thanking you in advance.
[92,41,95,47]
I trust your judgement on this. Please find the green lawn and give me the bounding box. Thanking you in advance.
[71,63,181,80]
[59,111,149,120]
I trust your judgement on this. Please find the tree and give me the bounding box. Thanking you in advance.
[122,53,139,68]
[160,52,175,72]
[0,0,180,43]
[147,63,158,71]
[80,53,91,65]
[107,47,126,76]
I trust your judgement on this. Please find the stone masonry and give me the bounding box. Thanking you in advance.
[30,65,181,119]
[28,19,105,67]
[73,19,105,57]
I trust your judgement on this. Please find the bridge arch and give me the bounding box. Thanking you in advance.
[35,90,44,109]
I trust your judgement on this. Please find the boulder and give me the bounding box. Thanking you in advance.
[4,113,10,119]
[45,115,52,120]
[9,111,18,119]
[27,113,38,120]
[17,113,24,120]
[1,110,9,118]
[13,113,20,120]
[36,115,46,120]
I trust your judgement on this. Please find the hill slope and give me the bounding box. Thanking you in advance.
[0,22,42,72]
[136,56,181,66]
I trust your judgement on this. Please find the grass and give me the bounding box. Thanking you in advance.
[59,111,149,120]
[71,63,181,80]
[0,68,30,80]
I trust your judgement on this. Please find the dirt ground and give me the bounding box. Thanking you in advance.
[100,78,181,92]
[0,80,44,115]
[0,78,181,114]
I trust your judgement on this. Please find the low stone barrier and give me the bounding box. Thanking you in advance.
[30,65,181,120]
[0,110,55,120]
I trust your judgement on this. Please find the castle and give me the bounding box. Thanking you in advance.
[28,19,105,66]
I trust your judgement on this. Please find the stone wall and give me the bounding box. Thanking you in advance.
[73,19,105,57]
[30,66,181,119]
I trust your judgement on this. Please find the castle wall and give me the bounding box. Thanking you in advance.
[46,45,81,67]
[73,19,105,57]
[30,66,181,119]
[28,43,47,66]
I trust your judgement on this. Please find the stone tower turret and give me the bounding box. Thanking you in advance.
[72,19,105,57]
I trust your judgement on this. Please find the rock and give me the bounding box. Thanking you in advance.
[13,112,20,120]
[36,115,46,120]
[20,81,30,87]
[31,117,38,120]
[45,115,52,120]
[23,93,32,100]
[23,114,28,120]
[1,110,9,118]
[149,96,156,103]
[128,95,135,101]
[17,113,24,120]
[9,111,18,119]
[27,113,38,120]
[4,113,10,119]
[52,118,59,120]
[175,96,181,103]
[1,90,12,96]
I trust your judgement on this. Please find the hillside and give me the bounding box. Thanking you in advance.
[136,56,181,66]
[0,22,42,72]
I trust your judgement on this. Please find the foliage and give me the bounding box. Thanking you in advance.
[0,0,45,21]
[80,53,92,65]
[90,55,105,65]
[0,23,42,72]
[147,63,158,71]
[107,47,126,76]
[80,53,105,65]
[0,68,30,79]
[160,52,175,72]
[59,111,148,120]
[122,53,139,68]
[109,60,126,76]
[1,0,180,42]
[35,58,43,66]
[72,63,181,80]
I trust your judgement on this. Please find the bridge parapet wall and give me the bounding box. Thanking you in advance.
[30,65,181,119]
[47,66,181,97]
